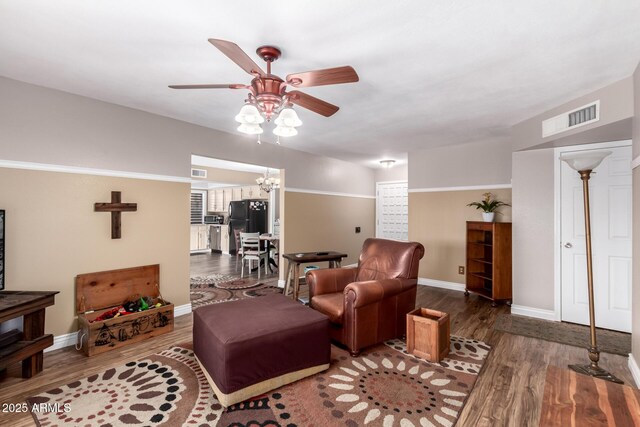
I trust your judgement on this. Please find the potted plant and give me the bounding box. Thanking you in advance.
[467,192,510,222]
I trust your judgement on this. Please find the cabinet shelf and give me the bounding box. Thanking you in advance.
[469,241,493,247]
[469,258,492,265]
[470,272,493,281]
[465,221,512,306]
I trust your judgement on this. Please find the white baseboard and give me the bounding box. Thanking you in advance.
[510,304,558,321]
[629,353,640,388]
[46,331,78,353]
[417,278,465,292]
[46,303,193,353]
[174,303,192,317]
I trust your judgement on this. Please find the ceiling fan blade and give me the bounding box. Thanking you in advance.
[287,90,339,117]
[286,66,359,88]
[208,39,266,77]
[168,84,247,89]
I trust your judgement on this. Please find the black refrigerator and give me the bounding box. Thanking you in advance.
[228,200,268,254]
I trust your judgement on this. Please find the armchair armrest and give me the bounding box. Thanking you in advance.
[307,267,358,297]
[344,278,414,308]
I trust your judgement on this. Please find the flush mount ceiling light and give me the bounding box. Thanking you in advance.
[380,160,396,168]
[170,39,359,144]
[256,168,280,193]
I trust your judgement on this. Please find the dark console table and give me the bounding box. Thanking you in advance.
[0,291,58,378]
[282,251,348,301]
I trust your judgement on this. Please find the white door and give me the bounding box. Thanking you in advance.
[560,145,632,332]
[376,182,408,240]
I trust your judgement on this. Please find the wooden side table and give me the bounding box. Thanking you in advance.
[282,251,348,301]
[0,291,58,378]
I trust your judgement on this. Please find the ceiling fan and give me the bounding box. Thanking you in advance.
[169,39,359,137]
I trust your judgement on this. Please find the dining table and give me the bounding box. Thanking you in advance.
[259,234,280,271]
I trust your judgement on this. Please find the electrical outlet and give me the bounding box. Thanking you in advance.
[458,266,465,275]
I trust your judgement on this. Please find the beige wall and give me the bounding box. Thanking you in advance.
[0,167,190,336]
[283,192,375,267]
[511,149,556,311]
[632,63,640,376]
[408,189,512,283]
[409,139,512,189]
[512,77,634,151]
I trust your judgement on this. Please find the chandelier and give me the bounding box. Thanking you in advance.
[256,169,280,193]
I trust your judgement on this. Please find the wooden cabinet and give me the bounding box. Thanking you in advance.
[190,225,209,252]
[220,225,230,254]
[232,187,242,201]
[223,189,233,212]
[241,186,254,199]
[207,189,216,212]
[465,221,512,306]
[240,185,269,200]
[207,189,233,212]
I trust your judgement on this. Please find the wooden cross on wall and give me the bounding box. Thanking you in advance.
[94,191,137,239]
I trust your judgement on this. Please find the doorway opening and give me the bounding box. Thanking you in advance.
[189,155,283,308]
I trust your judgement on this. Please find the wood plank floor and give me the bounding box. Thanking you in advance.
[0,253,635,426]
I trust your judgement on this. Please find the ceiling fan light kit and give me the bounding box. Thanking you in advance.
[235,104,264,124]
[273,125,298,137]
[170,38,358,144]
[237,123,263,135]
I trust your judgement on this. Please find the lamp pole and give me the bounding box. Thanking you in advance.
[562,151,622,384]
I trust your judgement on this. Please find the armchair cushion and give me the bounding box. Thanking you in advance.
[310,293,345,324]
[307,267,357,297]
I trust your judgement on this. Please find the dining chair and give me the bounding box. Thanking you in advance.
[240,232,269,279]
[234,228,244,272]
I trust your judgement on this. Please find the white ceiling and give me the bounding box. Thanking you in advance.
[1,1,639,168]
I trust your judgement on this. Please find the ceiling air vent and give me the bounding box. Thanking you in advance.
[542,100,600,138]
[191,168,207,178]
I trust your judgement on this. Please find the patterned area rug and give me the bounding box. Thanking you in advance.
[27,337,490,426]
[190,274,281,309]
[494,314,631,356]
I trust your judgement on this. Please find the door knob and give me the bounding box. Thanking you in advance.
[564,242,573,248]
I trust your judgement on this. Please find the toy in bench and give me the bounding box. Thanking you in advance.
[75,264,174,356]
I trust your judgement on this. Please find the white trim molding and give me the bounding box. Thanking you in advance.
[418,278,465,292]
[284,187,375,199]
[629,354,640,388]
[0,159,191,183]
[510,304,558,321]
[409,184,512,193]
[632,155,640,170]
[174,303,192,317]
[46,331,78,353]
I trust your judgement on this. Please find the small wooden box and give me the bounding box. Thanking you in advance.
[76,264,174,357]
[406,308,450,362]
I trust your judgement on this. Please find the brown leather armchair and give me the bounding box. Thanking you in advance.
[306,238,425,356]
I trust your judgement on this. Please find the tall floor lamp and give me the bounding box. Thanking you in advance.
[561,150,623,384]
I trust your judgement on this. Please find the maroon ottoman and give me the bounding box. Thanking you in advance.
[193,294,330,407]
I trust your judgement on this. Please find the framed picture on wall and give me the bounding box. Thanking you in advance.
[0,210,4,290]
